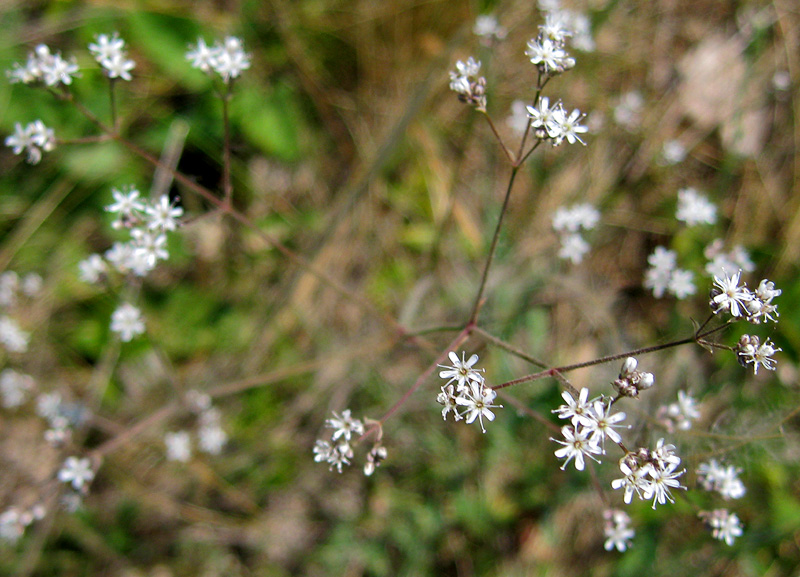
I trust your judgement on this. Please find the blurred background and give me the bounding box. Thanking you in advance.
[0,0,799,575]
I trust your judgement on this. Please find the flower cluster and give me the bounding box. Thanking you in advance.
[0,505,46,544]
[448,57,487,111]
[710,271,780,324]
[0,368,35,409]
[611,439,686,509]
[675,187,717,227]
[735,334,781,375]
[110,302,145,342]
[473,14,507,43]
[6,44,79,87]
[186,36,251,84]
[79,187,183,282]
[314,409,367,474]
[699,509,743,546]
[526,97,588,145]
[437,351,502,433]
[697,460,746,500]
[5,120,56,164]
[612,357,655,398]
[551,202,599,264]
[656,390,701,432]
[0,271,40,355]
[88,33,136,81]
[36,391,90,447]
[525,19,575,76]
[644,246,696,299]
[551,388,626,469]
[603,509,635,552]
[163,394,228,462]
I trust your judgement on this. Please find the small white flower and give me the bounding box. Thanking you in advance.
[700,509,743,546]
[145,195,183,231]
[667,268,696,299]
[313,439,332,462]
[473,14,506,41]
[164,431,192,462]
[0,315,29,353]
[550,106,588,145]
[455,381,501,433]
[710,270,753,317]
[79,254,108,284]
[438,351,485,391]
[553,387,593,425]
[325,409,364,442]
[0,368,34,409]
[676,187,717,226]
[579,400,627,448]
[525,37,572,74]
[89,33,125,62]
[110,302,145,342]
[611,458,652,504]
[603,509,635,552]
[557,232,590,263]
[660,139,687,165]
[643,460,685,509]
[198,425,227,455]
[552,425,602,470]
[552,203,599,233]
[58,456,95,491]
[527,96,559,132]
[613,91,643,130]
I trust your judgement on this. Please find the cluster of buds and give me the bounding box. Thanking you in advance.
[612,357,654,398]
[6,44,79,87]
[734,334,781,375]
[611,439,686,509]
[709,271,780,324]
[448,57,487,111]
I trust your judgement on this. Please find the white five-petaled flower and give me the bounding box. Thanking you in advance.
[644,460,685,509]
[5,120,56,164]
[525,37,570,74]
[710,270,752,317]
[697,460,746,500]
[611,458,652,504]
[110,302,145,342]
[603,509,635,552]
[455,381,501,433]
[527,96,559,131]
[552,425,602,470]
[550,106,588,145]
[145,195,184,231]
[89,33,135,81]
[58,456,95,490]
[579,400,627,448]
[553,387,593,425]
[164,431,192,462]
[438,351,484,391]
[325,409,364,443]
[676,187,717,226]
[186,36,250,83]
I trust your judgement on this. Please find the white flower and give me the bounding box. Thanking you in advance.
[659,390,701,432]
[131,229,169,269]
[325,409,364,442]
[0,271,18,307]
[579,400,627,448]
[313,439,332,462]
[552,203,600,233]
[667,268,696,299]
[527,96,559,132]
[676,187,717,226]
[455,381,501,433]
[110,302,145,342]
[697,460,746,500]
[611,458,652,504]
[102,52,136,81]
[145,195,183,231]
[164,431,192,462]
[187,36,250,83]
[78,254,108,284]
[0,315,29,353]
[525,37,572,74]
[552,424,602,470]
[0,368,34,409]
[700,509,743,546]
[660,139,687,165]
[550,106,588,145]
[557,232,590,264]
[58,456,95,490]
[738,337,780,374]
[613,91,643,130]
[5,120,56,164]
[186,38,216,72]
[473,14,506,41]
[89,33,125,62]
[438,351,485,391]
[710,270,752,317]
[553,387,593,425]
[437,384,461,421]
[539,11,572,43]
[198,425,227,455]
[643,460,685,509]
[603,509,635,552]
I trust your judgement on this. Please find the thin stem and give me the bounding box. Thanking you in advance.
[109,78,118,132]
[472,326,548,369]
[221,86,233,206]
[492,336,696,391]
[482,111,515,163]
[468,166,519,324]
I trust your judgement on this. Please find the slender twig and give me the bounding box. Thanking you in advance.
[468,166,519,324]
[109,78,119,132]
[221,85,233,206]
[482,111,515,163]
[472,325,548,368]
